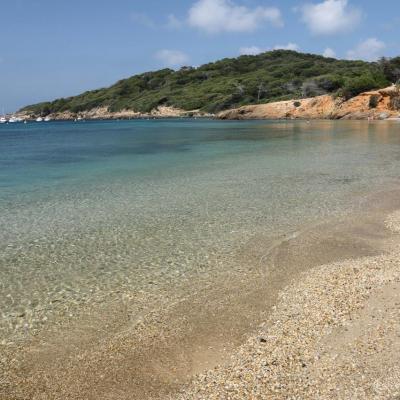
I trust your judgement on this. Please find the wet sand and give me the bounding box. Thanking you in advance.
[177,210,400,399]
[2,188,400,399]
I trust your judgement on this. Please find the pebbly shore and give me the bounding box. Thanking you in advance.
[174,211,400,399]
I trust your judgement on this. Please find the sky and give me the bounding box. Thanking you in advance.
[1,0,399,112]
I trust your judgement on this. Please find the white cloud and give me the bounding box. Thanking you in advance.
[188,0,283,34]
[130,12,156,28]
[239,46,264,55]
[273,43,300,51]
[346,38,386,61]
[300,0,361,35]
[323,47,336,57]
[167,14,183,29]
[155,49,190,67]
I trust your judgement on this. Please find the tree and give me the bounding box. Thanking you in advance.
[257,82,267,101]
[284,81,299,94]
[233,82,245,96]
[340,73,385,100]
[301,80,325,97]
[378,57,400,83]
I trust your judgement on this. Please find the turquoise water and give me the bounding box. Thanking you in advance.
[1,119,400,339]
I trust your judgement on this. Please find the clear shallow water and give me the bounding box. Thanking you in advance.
[1,119,400,339]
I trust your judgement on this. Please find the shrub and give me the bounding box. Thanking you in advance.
[369,95,380,108]
[378,57,400,83]
[341,74,383,100]
[390,96,400,110]
[293,101,301,107]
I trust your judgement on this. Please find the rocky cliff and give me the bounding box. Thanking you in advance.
[218,86,400,121]
[16,86,400,122]
[16,106,212,121]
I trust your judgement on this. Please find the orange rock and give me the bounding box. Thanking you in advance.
[218,86,400,120]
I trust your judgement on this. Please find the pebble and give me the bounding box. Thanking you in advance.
[174,210,400,400]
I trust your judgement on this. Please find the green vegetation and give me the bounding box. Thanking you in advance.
[21,51,400,115]
[369,94,380,108]
[338,72,388,100]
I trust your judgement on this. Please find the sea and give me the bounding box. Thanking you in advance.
[1,118,400,342]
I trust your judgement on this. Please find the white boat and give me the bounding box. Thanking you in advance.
[0,108,7,123]
[36,117,43,122]
[8,117,18,123]
[44,116,51,122]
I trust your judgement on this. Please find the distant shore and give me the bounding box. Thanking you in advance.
[14,85,400,123]
[14,105,214,122]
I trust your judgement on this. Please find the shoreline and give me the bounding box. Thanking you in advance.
[13,105,214,123]
[2,186,400,399]
[13,85,400,123]
[6,115,400,123]
[178,220,400,399]
[177,210,400,399]
[218,85,400,121]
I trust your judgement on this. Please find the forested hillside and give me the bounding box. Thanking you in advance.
[21,50,400,115]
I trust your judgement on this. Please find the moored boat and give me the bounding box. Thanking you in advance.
[0,108,7,123]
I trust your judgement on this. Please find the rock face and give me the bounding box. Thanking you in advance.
[218,86,400,120]
[16,106,212,121]
[16,86,400,121]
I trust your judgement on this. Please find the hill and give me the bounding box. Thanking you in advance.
[20,50,400,117]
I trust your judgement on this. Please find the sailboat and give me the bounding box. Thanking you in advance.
[0,107,7,123]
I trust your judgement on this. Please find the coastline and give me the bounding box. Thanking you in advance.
[218,86,400,121]
[2,185,400,399]
[174,198,400,399]
[13,86,400,123]
[178,216,400,399]
[14,106,214,122]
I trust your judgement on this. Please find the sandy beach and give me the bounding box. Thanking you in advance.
[1,186,400,399]
[3,0,400,397]
[176,211,400,399]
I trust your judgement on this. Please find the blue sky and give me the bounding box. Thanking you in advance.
[1,0,399,112]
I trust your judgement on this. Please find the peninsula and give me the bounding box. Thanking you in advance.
[18,50,400,121]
